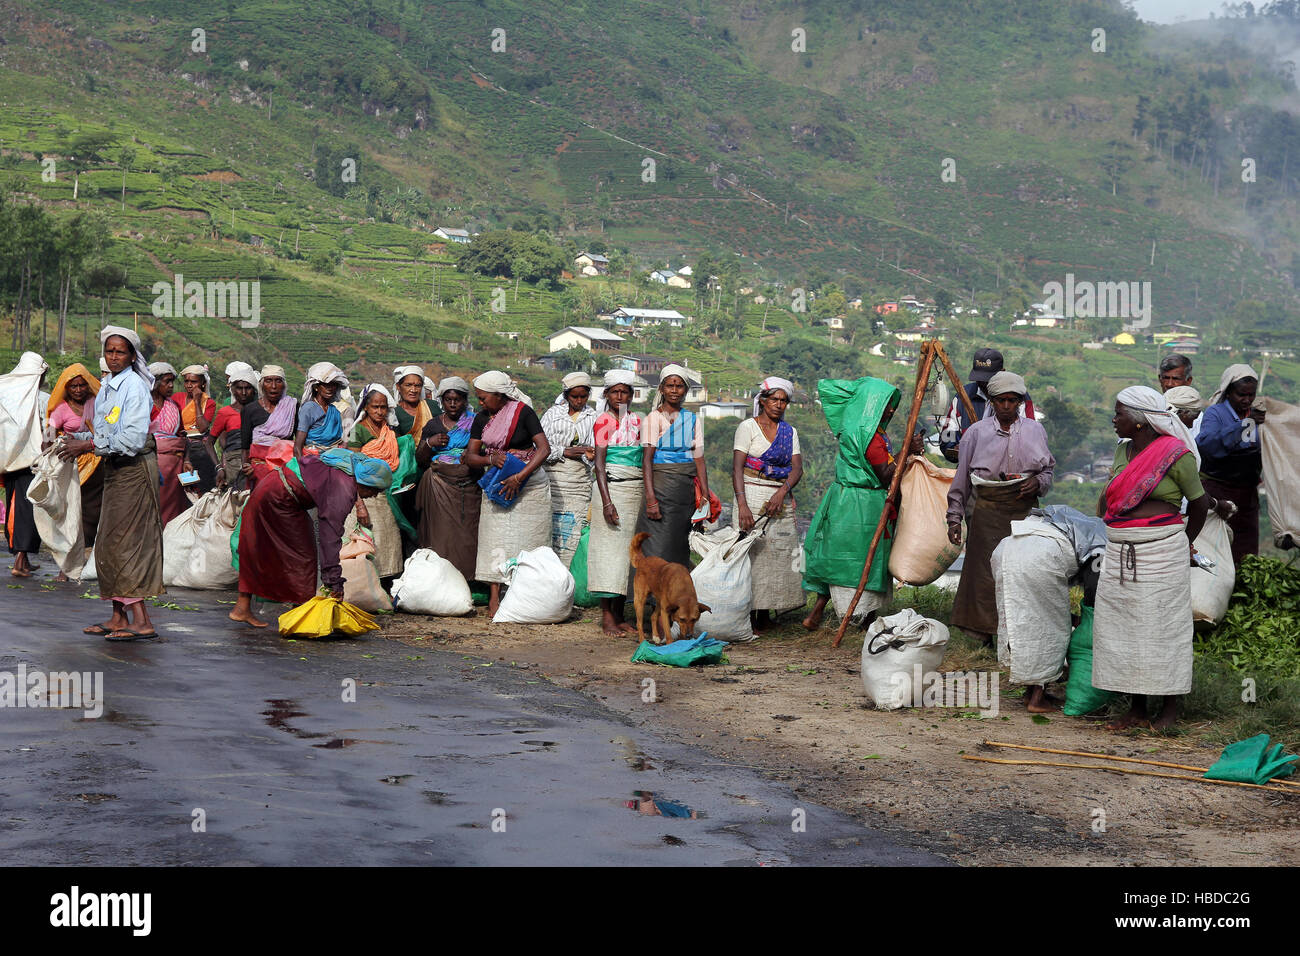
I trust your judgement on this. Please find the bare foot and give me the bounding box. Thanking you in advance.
[54,572,69,582]
[1025,686,1060,714]
[10,567,31,578]
[617,621,637,634]
[229,608,268,628]
[1106,711,1150,732]
[801,611,823,631]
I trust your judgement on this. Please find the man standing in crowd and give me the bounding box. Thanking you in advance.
[1158,353,1194,393]
[939,348,1034,463]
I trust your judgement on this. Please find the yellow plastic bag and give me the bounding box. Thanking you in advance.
[278,593,379,638]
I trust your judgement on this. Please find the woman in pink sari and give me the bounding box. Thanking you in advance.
[1091,386,1227,731]
[147,362,188,525]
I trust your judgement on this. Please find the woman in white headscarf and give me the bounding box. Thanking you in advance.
[342,383,404,579]
[0,352,50,577]
[146,361,188,525]
[1092,385,1216,731]
[588,370,644,635]
[465,371,551,616]
[209,366,259,490]
[1196,364,1264,566]
[636,363,710,569]
[241,364,297,487]
[731,375,805,628]
[539,371,597,568]
[414,376,480,582]
[173,364,218,495]
[294,362,348,456]
[391,365,436,542]
[58,327,164,640]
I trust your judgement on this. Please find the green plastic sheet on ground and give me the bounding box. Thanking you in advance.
[1063,606,1115,716]
[631,636,727,667]
[568,525,607,608]
[802,377,899,595]
[1204,733,1299,784]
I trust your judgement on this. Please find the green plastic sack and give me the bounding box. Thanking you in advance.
[386,434,419,538]
[569,525,603,608]
[230,513,242,572]
[1204,733,1299,784]
[631,636,727,668]
[1063,606,1115,716]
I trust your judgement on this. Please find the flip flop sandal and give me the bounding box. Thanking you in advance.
[105,629,158,642]
[82,624,112,635]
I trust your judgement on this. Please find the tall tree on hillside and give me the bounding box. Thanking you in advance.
[118,146,136,211]
[55,213,104,354]
[65,132,117,201]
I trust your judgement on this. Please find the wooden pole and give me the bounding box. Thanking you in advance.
[961,755,1299,796]
[982,740,1300,787]
[832,341,934,648]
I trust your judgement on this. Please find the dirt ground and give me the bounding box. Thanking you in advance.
[376,606,1299,867]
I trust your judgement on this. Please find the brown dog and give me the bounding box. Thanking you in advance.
[629,532,711,644]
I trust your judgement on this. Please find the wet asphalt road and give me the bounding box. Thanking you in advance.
[0,577,945,866]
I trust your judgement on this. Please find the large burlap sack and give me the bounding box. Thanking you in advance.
[172,488,246,589]
[860,608,950,709]
[340,531,393,613]
[889,456,961,585]
[27,443,85,578]
[493,546,574,624]
[1260,397,1300,550]
[1191,511,1234,624]
[392,548,474,616]
[688,527,759,642]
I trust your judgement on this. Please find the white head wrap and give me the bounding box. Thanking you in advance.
[225,361,254,381]
[437,376,471,398]
[554,371,593,406]
[753,375,795,418]
[358,382,399,427]
[602,369,636,390]
[423,375,436,399]
[179,364,210,388]
[653,363,692,410]
[473,370,532,408]
[228,367,260,390]
[302,361,348,404]
[393,365,425,390]
[148,362,177,380]
[259,364,286,382]
[1163,386,1203,414]
[1117,385,1198,461]
[100,326,153,385]
[1207,364,1259,407]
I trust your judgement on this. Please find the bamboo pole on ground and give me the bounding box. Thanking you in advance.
[831,339,974,648]
[961,754,1299,795]
[982,740,1300,788]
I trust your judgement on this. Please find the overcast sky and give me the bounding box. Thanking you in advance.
[1130,0,1225,23]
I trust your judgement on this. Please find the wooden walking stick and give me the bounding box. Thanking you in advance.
[981,740,1300,788]
[961,755,1299,795]
[831,339,976,648]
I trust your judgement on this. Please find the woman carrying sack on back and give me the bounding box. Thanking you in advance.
[732,375,805,631]
[344,384,405,581]
[540,371,597,568]
[464,371,552,617]
[589,371,644,636]
[945,371,1055,646]
[1,352,49,579]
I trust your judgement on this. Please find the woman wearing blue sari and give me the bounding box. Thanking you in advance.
[637,364,711,569]
[732,376,805,629]
[294,362,348,457]
[414,377,481,583]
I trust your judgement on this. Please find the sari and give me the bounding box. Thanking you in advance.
[47,364,104,546]
[346,418,403,576]
[151,398,188,525]
[473,400,551,584]
[1092,435,1196,696]
[416,410,480,582]
[736,418,804,612]
[587,411,644,596]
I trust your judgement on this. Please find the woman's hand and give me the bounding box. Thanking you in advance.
[762,489,786,518]
[241,460,255,478]
[57,438,94,461]
[947,519,963,546]
[330,585,345,600]
[500,474,524,500]
[1213,498,1238,521]
[356,499,372,528]
[602,501,619,525]
[490,450,508,469]
[737,501,755,532]
[645,496,662,521]
[564,445,594,460]
[427,432,449,449]
[908,432,925,456]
